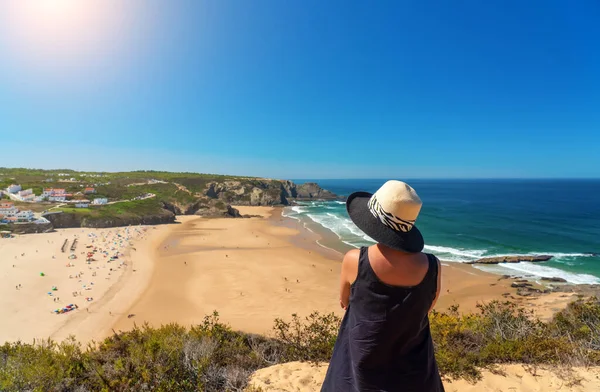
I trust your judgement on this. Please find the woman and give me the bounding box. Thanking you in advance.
[321,180,444,391]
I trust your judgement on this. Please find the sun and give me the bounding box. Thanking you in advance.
[0,1,125,75]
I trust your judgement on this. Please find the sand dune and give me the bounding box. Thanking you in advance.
[248,361,600,391]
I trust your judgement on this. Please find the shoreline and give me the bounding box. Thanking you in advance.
[0,206,583,344]
[270,207,581,319]
[112,207,345,336]
[111,207,578,339]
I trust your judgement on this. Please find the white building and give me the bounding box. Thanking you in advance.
[16,189,35,202]
[16,210,34,222]
[18,194,35,202]
[18,189,33,197]
[75,202,89,208]
[0,204,18,217]
[43,188,66,197]
[48,195,66,202]
[92,198,108,205]
[34,196,46,202]
[6,184,21,194]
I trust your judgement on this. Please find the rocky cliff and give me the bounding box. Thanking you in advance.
[8,222,54,234]
[43,210,176,229]
[203,179,339,207]
[295,182,338,200]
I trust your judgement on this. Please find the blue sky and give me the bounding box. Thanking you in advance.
[1,0,599,178]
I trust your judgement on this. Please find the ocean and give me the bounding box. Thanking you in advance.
[284,179,600,284]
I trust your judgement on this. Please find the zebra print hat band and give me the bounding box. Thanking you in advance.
[368,195,416,233]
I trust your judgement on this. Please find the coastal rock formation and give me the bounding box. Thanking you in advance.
[296,182,338,200]
[43,210,176,229]
[193,198,245,218]
[203,179,339,206]
[541,277,568,283]
[8,222,54,234]
[467,255,553,265]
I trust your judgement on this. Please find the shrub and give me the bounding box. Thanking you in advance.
[272,312,341,363]
[1,301,599,390]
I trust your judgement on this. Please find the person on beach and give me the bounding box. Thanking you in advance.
[322,181,444,392]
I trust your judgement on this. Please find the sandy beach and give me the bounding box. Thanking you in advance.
[248,361,600,392]
[0,223,174,344]
[1,206,575,344]
[112,206,574,337]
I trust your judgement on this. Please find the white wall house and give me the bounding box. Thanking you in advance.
[92,198,108,205]
[18,194,35,202]
[75,202,89,208]
[48,195,66,202]
[6,184,21,194]
[16,210,34,222]
[16,189,35,202]
[0,207,18,217]
[43,188,66,197]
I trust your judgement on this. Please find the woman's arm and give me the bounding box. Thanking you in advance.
[339,249,360,310]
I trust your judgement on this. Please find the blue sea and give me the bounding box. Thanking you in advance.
[284,179,600,284]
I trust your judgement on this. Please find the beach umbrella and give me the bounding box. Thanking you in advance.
[40,272,45,276]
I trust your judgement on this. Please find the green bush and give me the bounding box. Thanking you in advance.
[272,312,340,363]
[1,300,599,390]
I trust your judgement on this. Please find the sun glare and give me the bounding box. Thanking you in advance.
[0,0,148,85]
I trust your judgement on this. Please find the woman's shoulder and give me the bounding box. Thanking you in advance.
[342,248,362,285]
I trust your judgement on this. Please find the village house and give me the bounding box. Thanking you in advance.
[6,184,21,194]
[73,200,90,208]
[84,187,96,194]
[43,188,69,202]
[48,195,67,202]
[16,189,35,202]
[92,198,108,205]
[16,210,34,222]
[42,188,66,197]
[0,202,18,217]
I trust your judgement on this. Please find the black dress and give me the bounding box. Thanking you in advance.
[321,247,444,392]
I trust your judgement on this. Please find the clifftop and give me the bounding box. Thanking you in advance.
[2,168,340,230]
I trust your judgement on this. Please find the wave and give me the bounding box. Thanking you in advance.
[497,262,600,285]
[526,252,597,259]
[283,207,600,284]
[423,245,486,260]
[305,213,374,245]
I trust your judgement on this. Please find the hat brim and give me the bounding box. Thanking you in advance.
[346,191,424,253]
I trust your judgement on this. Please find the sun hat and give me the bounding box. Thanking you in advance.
[346,180,424,253]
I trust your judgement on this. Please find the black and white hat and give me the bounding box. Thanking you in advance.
[346,180,424,253]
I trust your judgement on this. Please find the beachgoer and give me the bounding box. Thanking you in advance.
[321,181,444,392]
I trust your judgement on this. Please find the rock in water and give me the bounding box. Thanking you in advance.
[541,277,568,283]
[466,255,553,265]
[295,182,339,200]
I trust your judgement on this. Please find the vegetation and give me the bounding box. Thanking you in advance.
[1,299,599,391]
[57,199,168,219]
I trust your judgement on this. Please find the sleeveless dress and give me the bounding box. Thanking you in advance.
[321,247,444,392]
